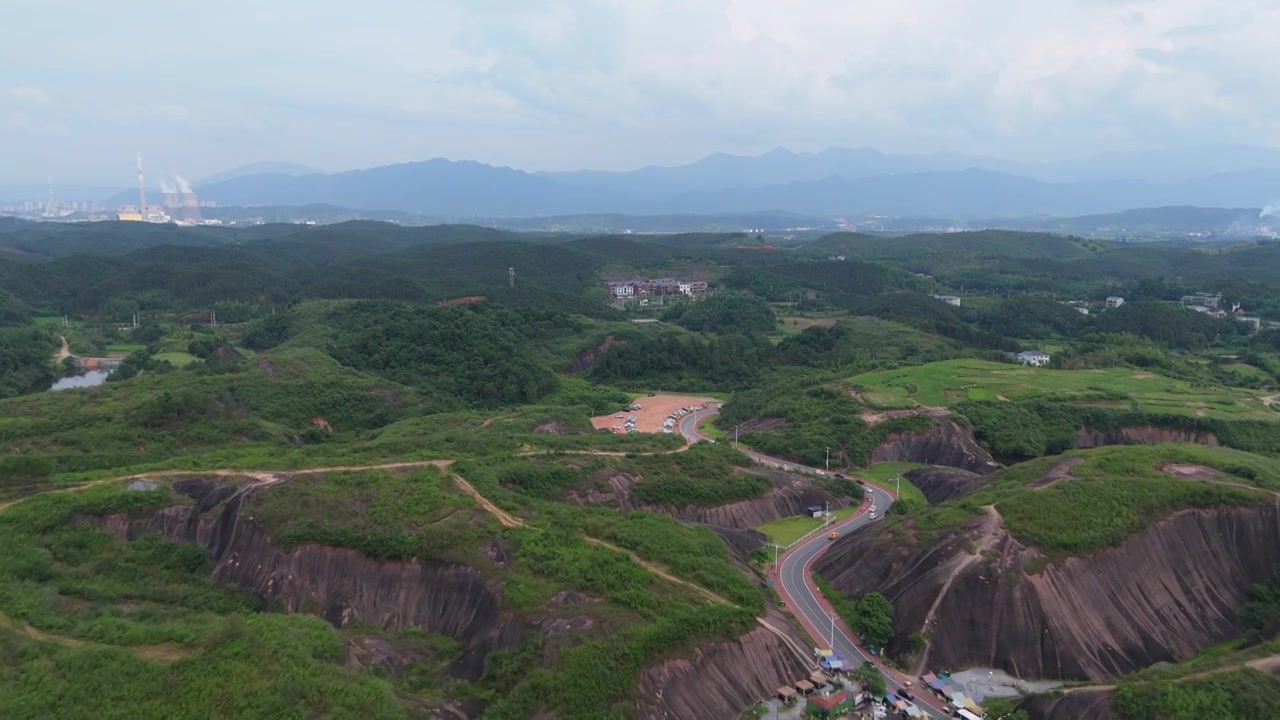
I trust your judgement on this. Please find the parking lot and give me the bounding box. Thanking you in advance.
[590,394,716,435]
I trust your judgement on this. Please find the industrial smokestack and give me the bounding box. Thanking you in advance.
[160,180,178,209]
[136,153,147,220]
[176,175,201,222]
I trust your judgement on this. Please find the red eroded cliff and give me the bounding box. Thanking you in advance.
[101,476,526,681]
[870,419,1000,474]
[1074,425,1219,449]
[815,500,1280,681]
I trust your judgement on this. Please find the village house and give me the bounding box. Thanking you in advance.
[1105,296,1125,308]
[931,294,961,307]
[1012,350,1050,367]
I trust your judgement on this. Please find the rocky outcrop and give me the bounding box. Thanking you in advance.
[1022,689,1115,720]
[870,420,1000,474]
[634,610,813,720]
[1075,425,1219,449]
[569,468,849,529]
[814,500,1280,681]
[565,335,627,374]
[904,466,989,504]
[101,476,527,681]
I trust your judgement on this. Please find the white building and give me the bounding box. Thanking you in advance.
[932,294,962,307]
[1105,296,1125,308]
[1015,350,1050,367]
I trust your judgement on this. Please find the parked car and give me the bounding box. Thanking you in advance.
[869,512,879,520]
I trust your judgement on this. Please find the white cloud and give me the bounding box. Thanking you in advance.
[10,86,51,104]
[0,0,1278,182]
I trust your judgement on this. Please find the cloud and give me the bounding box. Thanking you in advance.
[10,86,51,104]
[1,0,1278,182]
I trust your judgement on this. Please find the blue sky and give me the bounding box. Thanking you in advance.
[2,0,1278,185]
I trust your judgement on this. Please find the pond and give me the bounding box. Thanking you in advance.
[47,369,112,392]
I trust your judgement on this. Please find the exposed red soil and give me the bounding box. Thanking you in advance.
[590,394,714,434]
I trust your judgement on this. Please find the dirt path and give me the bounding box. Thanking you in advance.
[583,537,732,606]
[755,617,815,667]
[450,473,525,529]
[913,505,1003,674]
[0,610,190,662]
[53,335,71,362]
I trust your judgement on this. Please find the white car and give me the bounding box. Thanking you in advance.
[870,505,877,513]
[869,512,879,520]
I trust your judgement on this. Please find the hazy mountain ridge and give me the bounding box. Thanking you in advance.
[107,143,1280,219]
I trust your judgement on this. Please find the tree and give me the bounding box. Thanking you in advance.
[853,592,894,648]
[851,662,886,697]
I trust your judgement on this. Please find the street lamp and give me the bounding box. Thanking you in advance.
[770,542,785,571]
[894,473,901,498]
[828,612,836,649]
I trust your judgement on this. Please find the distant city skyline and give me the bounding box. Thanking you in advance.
[2,0,1278,185]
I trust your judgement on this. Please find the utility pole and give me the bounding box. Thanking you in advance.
[770,542,785,571]
[734,426,739,448]
[829,612,836,649]
[825,446,831,471]
[895,474,901,499]
[824,500,831,527]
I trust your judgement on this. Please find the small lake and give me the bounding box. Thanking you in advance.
[47,370,112,392]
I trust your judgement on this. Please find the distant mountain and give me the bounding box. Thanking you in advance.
[542,142,1280,193]
[163,147,1280,220]
[197,159,613,217]
[196,162,321,186]
[666,169,1280,218]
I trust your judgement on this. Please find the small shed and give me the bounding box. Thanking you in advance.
[794,680,815,695]
[808,505,825,518]
[776,686,797,702]
[809,670,829,685]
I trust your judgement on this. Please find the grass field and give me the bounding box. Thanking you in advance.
[756,504,862,546]
[153,352,198,367]
[850,359,1277,421]
[858,462,930,505]
[105,344,146,354]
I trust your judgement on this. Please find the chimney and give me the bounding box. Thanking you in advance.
[136,153,147,220]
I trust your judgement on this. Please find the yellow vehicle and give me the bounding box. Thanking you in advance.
[828,531,840,540]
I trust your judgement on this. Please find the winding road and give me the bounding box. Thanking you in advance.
[680,405,950,719]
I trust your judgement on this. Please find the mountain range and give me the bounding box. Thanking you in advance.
[136,144,1280,219]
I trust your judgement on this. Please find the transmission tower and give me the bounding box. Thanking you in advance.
[509,267,515,289]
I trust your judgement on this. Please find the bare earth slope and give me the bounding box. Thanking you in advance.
[569,467,851,529]
[870,419,1000,474]
[101,476,527,681]
[904,466,988,504]
[635,607,812,720]
[814,499,1280,680]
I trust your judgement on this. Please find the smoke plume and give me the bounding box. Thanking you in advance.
[175,175,193,194]
[1263,202,1279,220]
[159,180,176,194]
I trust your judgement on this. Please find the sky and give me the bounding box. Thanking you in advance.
[2,0,1278,185]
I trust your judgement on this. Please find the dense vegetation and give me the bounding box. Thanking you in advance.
[883,444,1280,556]
[5,219,1280,718]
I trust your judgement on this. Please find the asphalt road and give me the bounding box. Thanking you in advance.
[681,404,949,719]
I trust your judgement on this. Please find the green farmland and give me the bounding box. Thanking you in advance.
[850,359,1278,421]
